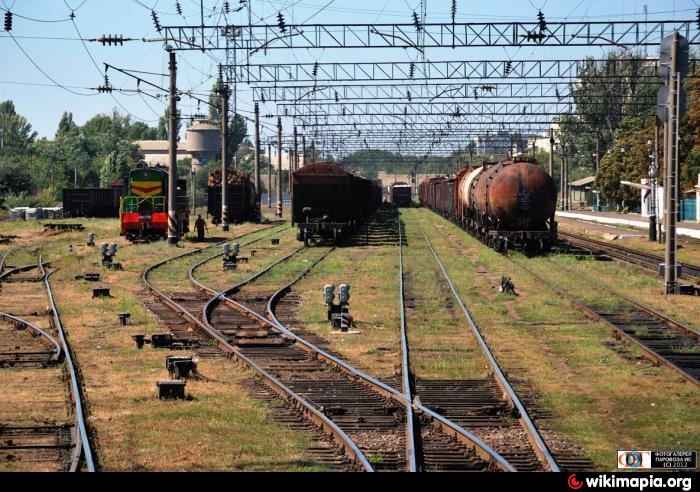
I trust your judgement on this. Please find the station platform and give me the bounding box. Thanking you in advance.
[556,210,700,239]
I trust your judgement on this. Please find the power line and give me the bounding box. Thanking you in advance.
[5,30,95,96]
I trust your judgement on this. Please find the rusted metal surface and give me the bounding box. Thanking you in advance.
[471,161,557,231]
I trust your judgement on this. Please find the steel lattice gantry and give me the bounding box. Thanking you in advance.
[162,20,699,51]
[225,58,699,84]
[276,101,655,117]
[253,80,663,103]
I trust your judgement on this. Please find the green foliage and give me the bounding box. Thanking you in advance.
[99,151,129,187]
[2,187,59,208]
[685,148,700,187]
[0,100,37,154]
[207,80,247,157]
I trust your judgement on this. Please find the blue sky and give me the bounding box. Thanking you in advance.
[0,0,697,139]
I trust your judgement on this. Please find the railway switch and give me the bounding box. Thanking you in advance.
[165,355,197,379]
[100,242,122,270]
[156,380,186,400]
[132,334,146,349]
[151,333,174,348]
[499,276,517,295]
[324,283,353,332]
[223,242,247,270]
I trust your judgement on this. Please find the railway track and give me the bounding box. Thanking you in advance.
[409,216,597,471]
[0,253,94,472]
[188,211,522,472]
[405,219,563,471]
[516,255,700,387]
[143,225,373,471]
[558,231,700,283]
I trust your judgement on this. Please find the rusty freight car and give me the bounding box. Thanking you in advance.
[419,158,557,254]
[292,161,381,245]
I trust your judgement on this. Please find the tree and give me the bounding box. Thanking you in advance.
[0,101,37,154]
[156,108,182,141]
[207,80,247,159]
[99,151,129,187]
[56,111,79,139]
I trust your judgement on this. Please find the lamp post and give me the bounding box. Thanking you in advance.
[647,139,657,241]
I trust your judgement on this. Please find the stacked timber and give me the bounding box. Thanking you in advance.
[208,169,251,187]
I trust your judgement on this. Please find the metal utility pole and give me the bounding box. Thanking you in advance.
[191,169,196,212]
[220,83,230,232]
[276,117,283,218]
[302,134,306,166]
[254,102,261,216]
[595,137,600,175]
[166,46,179,246]
[664,31,680,294]
[654,121,661,243]
[293,126,298,173]
[267,141,272,208]
[548,128,554,177]
[648,122,658,242]
[559,142,565,209]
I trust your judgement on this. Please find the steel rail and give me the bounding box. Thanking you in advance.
[144,233,375,471]
[0,259,62,362]
[522,255,700,387]
[415,221,560,472]
[397,214,516,472]
[258,237,516,471]
[41,258,96,472]
[558,231,700,282]
[396,216,418,472]
[189,219,518,471]
[513,257,700,388]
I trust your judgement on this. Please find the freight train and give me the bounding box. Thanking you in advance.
[292,161,382,245]
[207,169,257,224]
[391,183,413,207]
[119,164,189,241]
[419,158,557,254]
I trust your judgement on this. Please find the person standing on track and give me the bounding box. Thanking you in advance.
[194,215,208,241]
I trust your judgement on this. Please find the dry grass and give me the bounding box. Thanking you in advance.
[0,217,324,471]
[194,225,298,292]
[406,208,700,470]
[292,210,403,377]
[401,213,490,380]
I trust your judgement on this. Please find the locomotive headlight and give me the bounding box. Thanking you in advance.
[99,243,107,256]
[223,243,230,256]
[323,284,335,304]
[232,242,240,256]
[339,283,350,304]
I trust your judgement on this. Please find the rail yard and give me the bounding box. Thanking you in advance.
[1,0,700,485]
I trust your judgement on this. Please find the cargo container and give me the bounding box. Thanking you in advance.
[62,188,121,218]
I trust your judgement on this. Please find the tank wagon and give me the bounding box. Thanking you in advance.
[120,164,189,241]
[207,169,257,224]
[390,182,413,207]
[419,158,557,254]
[292,161,381,245]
